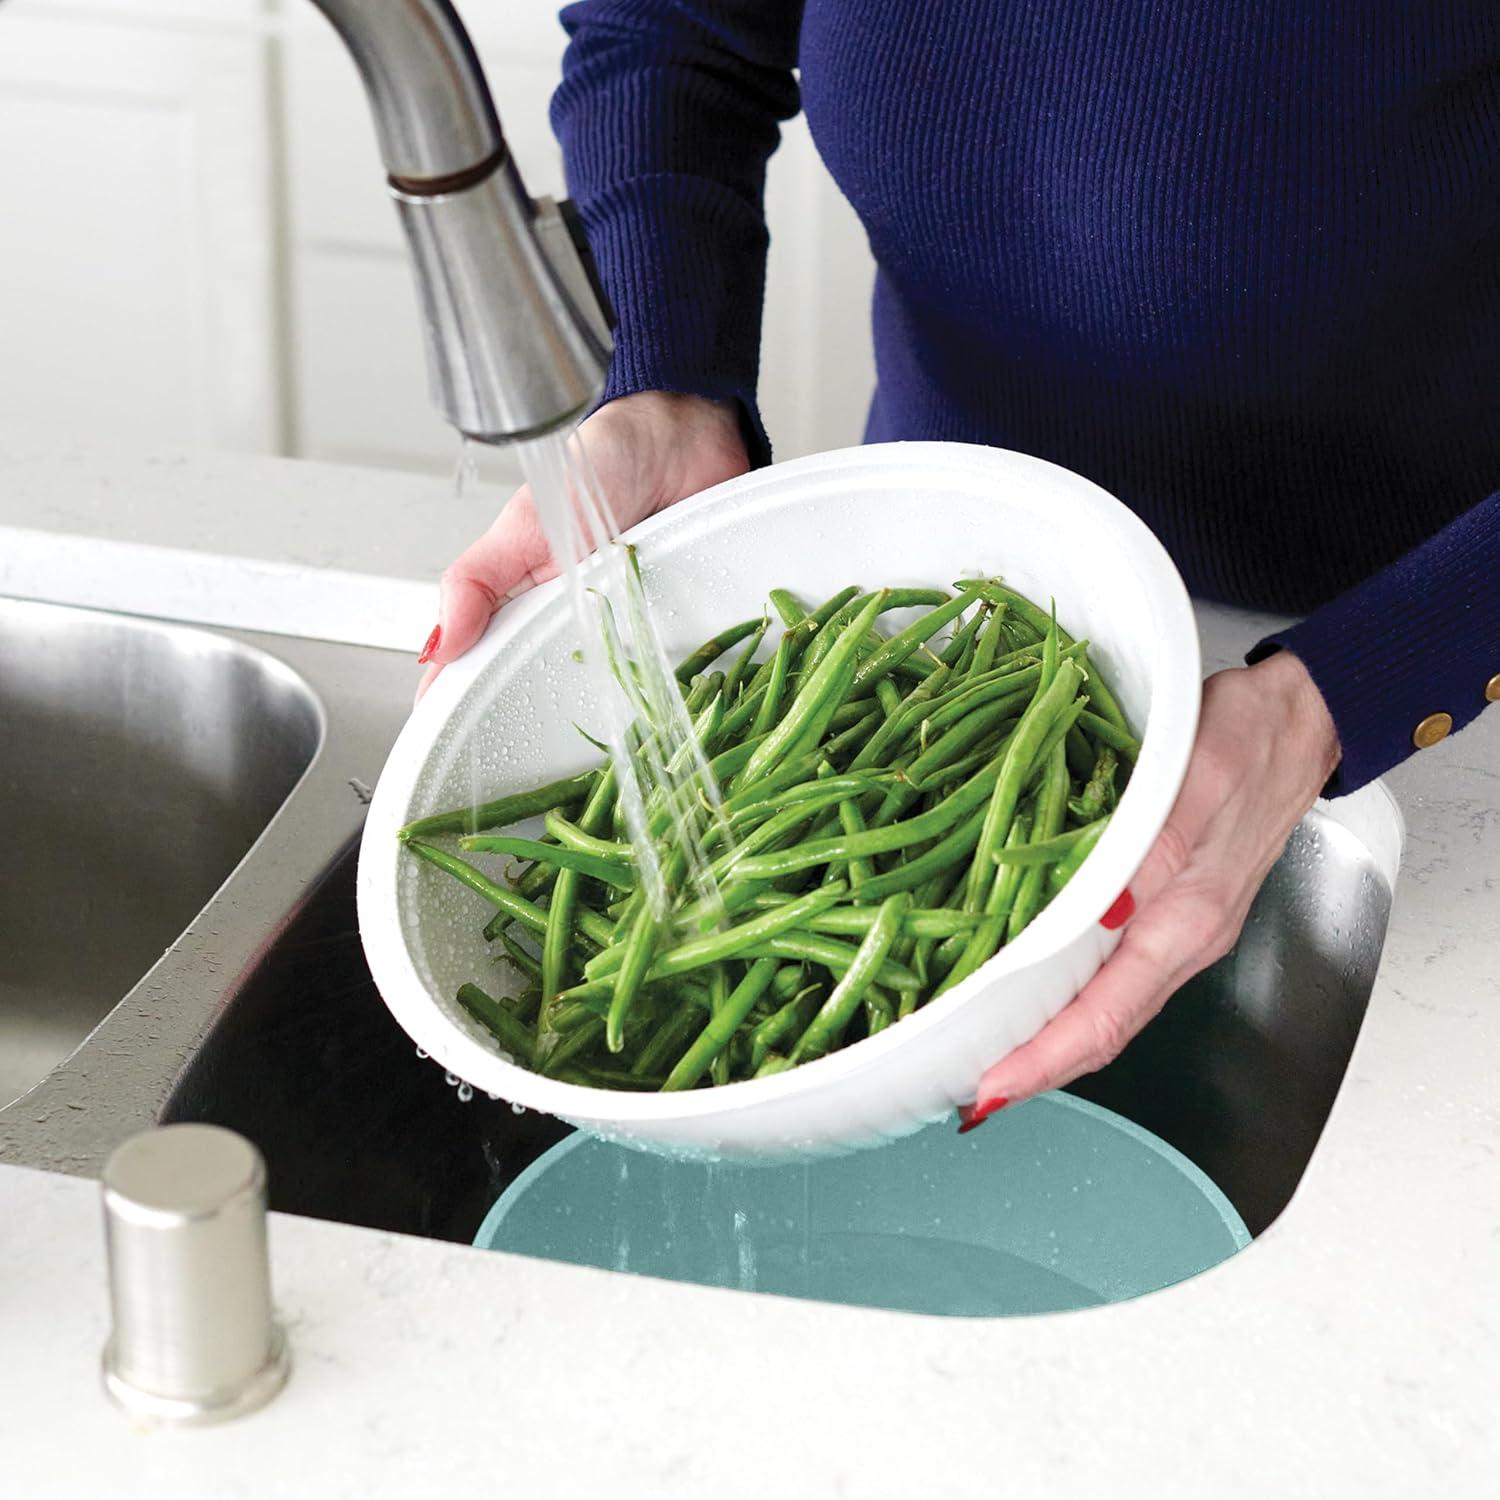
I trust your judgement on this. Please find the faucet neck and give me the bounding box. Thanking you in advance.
[308,0,503,183]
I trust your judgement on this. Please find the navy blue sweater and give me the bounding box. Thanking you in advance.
[552,1,1500,793]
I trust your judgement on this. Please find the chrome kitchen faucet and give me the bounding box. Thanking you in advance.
[310,0,613,443]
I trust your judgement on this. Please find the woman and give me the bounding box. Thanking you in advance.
[418,2,1499,1127]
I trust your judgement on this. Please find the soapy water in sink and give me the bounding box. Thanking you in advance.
[473,1096,1249,1317]
[453,429,729,920]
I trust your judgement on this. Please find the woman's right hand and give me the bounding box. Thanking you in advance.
[416,391,751,698]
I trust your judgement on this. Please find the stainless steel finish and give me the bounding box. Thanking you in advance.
[101,1125,288,1426]
[0,599,414,1171]
[306,0,501,181]
[0,599,1399,1253]
[307,0,613,442]
[0,601,322,1110]
[392,161,612,442]
[1068,809,1395,1233]
[160,809,1390,1246]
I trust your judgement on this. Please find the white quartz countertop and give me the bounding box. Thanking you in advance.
[3,434,1498,1498]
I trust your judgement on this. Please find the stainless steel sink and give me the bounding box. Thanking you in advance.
[0,601,413,1162]
[1,600,323,1107]
[165,810,1394,1244]
[1,603,1401,1252]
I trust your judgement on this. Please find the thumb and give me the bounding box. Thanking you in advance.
[429,486,559,667]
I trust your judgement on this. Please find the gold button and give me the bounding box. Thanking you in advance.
[1413,712,1453,749]
[1486,673,1500,703]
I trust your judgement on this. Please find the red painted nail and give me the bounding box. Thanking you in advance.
[957,1095,1008,1134]
[418,625,442,665]
[1100,889,1135,930]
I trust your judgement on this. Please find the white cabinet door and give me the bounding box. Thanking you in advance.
[0,4,278,452]
[282,1,875,478]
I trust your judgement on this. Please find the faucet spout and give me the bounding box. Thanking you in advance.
[308,0,612,443]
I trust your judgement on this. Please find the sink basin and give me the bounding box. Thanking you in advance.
[0,606,414,1165]
[0,596,1401,1303]
[1,599,322,1108]
[156,789,1400,1245]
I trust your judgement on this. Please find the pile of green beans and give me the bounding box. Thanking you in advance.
[397,578,1138,1092]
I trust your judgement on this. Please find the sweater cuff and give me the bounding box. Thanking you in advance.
[576,173,773,468]
[1247,490,1500,797]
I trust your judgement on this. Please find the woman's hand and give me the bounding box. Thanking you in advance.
[416,391,750,696]
[960,649,1341,1130]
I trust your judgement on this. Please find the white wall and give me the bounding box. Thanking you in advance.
[0,0,876,487]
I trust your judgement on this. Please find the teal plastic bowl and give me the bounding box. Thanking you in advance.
[473,1093,1250,1317]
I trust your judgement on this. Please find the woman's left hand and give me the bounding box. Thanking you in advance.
[959,649,1341,1131]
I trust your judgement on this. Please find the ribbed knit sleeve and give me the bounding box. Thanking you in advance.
[1248,490,1500,796]
[550,1,806,466]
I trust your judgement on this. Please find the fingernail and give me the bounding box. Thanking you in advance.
[1100,889,1135,930]
[957,1095,1008,1134]
[417,625,442,665]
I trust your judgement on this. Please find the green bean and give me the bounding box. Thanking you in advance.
[663,958,781,1091]
[497,928,542,982]
[807,585,863,629]
[864,986,895,1036]
[675,617,763,683]
[743,895,981,940]
[543,808,632,861]
[723,615,771,701]
[1069,746,1119,823]
[555,1064,668,1091]
[939,603,988,670]
[838,799,875,891]
[404,839,547,935]
[748,630,794,737]
[516,859,561,901]
[455,982,534,1064]
[935,814,1032,995]
[586,883,848,984]
[632,991,706,1078]
[769,588,809,627]
[743,933,921,991]
[789,894,910,1063]
[399,771,596,840]
[728,772,893,832]
[1065,723,1097,783]
[851,588,978,691]
[537,1015,609,1076]
[727,754,1004,884]
[1023,695,1089,790]
[971,602,1009,676]
[855,805,989,902]
[505,985,543,1025]
[542,767,617,1011]
[1040,599,1060,692]
[821,706,884,764]
[798,588,946,681]
[605,903,659,1053]
[848,663,957,771]
[1008,743,1071,941]
[738,592,887,786]
[963,658,1084,912]
[1078,709,1141,762]
[459,834,635,888]
[993,815,1110,867]
[1048,815,1111,894]
[970,582,1131,734]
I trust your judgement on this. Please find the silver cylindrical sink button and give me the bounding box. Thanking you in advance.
[101,1124,290,1425]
